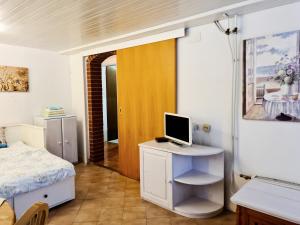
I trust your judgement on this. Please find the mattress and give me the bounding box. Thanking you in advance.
[0,142,75,199]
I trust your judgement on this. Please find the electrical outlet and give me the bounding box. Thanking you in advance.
[202,124,211,133]
[193,124,199,131]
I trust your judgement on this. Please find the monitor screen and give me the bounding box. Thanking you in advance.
[165,113,191,145]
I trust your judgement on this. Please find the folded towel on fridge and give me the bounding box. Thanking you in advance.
[46,105,63,110]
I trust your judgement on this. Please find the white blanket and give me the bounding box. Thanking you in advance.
[0,142,75,199]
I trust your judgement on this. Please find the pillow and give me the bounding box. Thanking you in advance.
[0,127,7,148]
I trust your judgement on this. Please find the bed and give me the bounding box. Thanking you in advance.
[0,124,76,218]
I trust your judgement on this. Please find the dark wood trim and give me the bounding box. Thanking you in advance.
[236,205,297,225]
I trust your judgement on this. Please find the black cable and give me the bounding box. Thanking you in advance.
[214,20,226,33]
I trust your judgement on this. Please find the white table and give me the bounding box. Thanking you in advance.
[263,92,300,119]
[231,177,300,224]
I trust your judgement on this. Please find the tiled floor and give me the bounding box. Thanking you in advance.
[99,142,119,172]
[48,164,235,225]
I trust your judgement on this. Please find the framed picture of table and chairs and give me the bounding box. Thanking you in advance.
[243,29,300,122]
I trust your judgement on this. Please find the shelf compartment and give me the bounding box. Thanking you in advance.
[174,196,223,217]
[174,169,223,185]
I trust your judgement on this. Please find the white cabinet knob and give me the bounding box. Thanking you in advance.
[64,140,70,144]
[57,141,62,145]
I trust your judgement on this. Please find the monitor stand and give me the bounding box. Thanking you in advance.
[168,141,188,148]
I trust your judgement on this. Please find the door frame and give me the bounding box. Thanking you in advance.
[103,64,118,142]
[79,30,184,164]
[83,52,116,163]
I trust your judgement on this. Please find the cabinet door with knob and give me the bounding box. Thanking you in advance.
[45,118,63,158]
[62,117,78,163]
[140,147,172,208]
[35,116,78,163]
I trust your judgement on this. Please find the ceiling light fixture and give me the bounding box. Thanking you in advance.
[0,23,8,32]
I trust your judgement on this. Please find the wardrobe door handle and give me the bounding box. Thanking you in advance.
[57,141,62,145]
[64,140,70,144]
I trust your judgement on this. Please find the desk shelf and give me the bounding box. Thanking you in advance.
[174,196,223,218]
[174,170,223,185]
[140,140,224,218]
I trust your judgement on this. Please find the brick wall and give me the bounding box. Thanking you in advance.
[86,51,116,162]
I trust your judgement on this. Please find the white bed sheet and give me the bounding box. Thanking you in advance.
[0,142,75,199]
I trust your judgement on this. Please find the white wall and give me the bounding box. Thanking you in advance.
[69,1,300,209]
[177,22,235,209]
[239,2,300,184]
[177,1,300,209]
[0,44,71,125]
[70,53,86,162]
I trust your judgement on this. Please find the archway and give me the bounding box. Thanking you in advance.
[85,51,116,163]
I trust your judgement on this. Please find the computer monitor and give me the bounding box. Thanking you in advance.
[164,112,192,146]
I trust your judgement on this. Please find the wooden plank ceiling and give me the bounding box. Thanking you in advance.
[0,0,245,51]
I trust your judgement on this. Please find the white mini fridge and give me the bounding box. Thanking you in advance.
[35,115,78,163]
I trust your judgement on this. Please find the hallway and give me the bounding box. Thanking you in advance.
[99,142,119,172]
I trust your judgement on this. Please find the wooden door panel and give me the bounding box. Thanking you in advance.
[117,39,176,179]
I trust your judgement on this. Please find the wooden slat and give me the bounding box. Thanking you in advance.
[0,0,247,51]
[117,39,176,180]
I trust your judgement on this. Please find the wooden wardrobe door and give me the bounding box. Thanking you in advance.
[117,39,176,180]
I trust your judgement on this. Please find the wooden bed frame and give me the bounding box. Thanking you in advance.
[3,124,75,219]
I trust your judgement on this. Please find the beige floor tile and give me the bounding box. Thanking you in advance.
[123,207,146,220]
[47,164,236,225]
[101,197,125,208]
[48,209,56,220]
[76,188,89,199]
[99,207,124,221]
[105,190,125,198]
[73,223,98,225]
[147,217,172,225]
[124,188,140,198]
[126,181,140,189]
[124,197,150,208]
[48,222,73,225]
[74,209,101,222]
[80,199,104,210]
[122,219,146,225]
[97,219,123,225]
[59,199,83,211]
[48,209,77,224]
[170,217,199,225]
[86,191,109,199]
[88,185,108,193]
[146,205,174,218]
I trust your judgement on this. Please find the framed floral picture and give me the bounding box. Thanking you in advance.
[0,65,29,92]
[243,30,300,122]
